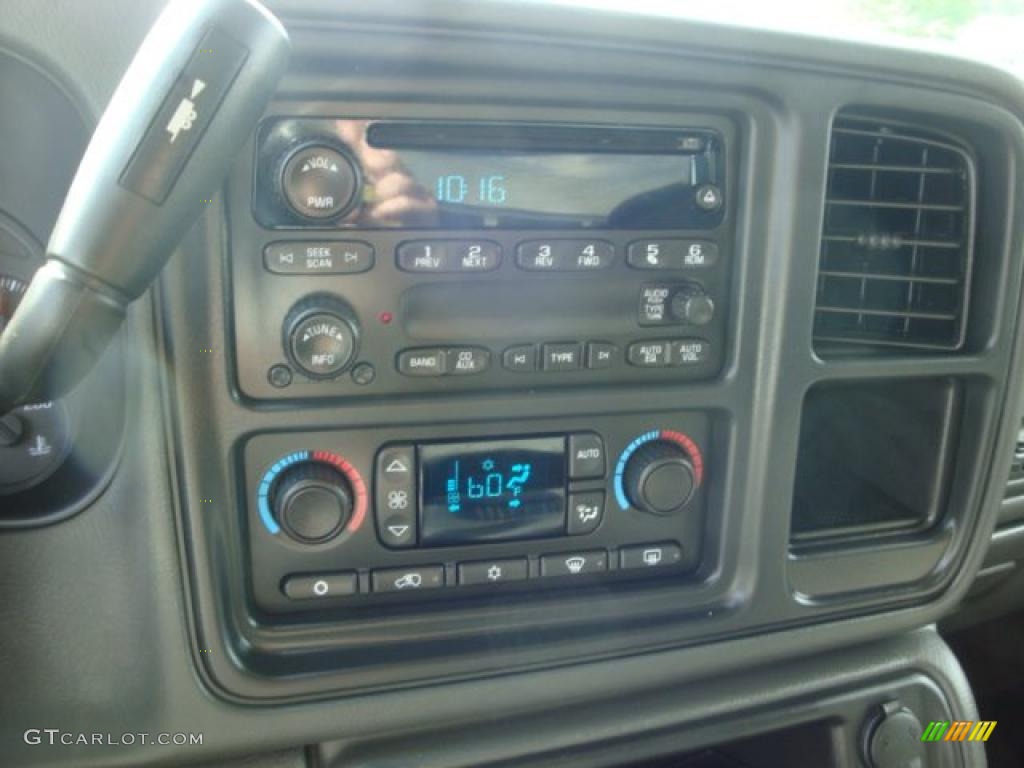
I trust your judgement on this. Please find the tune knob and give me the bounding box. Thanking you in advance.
[278,143,360,221]
[623,439,698,515]
[271,462,353,543]
[283,294,359,379]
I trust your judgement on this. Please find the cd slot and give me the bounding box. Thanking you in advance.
[366,121,710,154]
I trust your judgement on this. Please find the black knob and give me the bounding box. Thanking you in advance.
[271,462,352,543]
[278,143,360,221]
[671,285,714,326]
[623,440,697,515]
[283,295,359,379]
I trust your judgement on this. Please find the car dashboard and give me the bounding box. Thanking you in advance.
[2,1,1024,766]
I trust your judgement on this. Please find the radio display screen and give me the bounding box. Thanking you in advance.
[419,437,566,546]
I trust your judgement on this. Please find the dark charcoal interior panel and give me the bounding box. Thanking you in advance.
[2,0,1024,765]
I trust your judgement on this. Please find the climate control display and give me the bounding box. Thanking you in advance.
[419,436,567,546]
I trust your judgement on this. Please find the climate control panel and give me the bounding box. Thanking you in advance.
[243,412,711,613]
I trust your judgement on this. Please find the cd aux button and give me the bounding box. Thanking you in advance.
[446,347,490,375]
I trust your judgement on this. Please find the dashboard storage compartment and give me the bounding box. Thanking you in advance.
[791,377,961,543]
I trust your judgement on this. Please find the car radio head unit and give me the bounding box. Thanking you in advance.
[234,115,734,401]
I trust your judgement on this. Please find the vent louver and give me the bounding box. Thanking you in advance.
[814,115,975,351]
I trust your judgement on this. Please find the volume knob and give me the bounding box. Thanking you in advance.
[278,143,360,221]
[623,440,697,515]
[271,462,353,543]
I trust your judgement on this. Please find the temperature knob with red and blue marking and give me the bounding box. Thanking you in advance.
[257,450,367,543]
[615,430,704,515]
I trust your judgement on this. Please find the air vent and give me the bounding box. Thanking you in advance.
[814,115,975,351]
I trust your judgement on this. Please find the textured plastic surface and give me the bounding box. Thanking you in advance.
[1,0,1023,765]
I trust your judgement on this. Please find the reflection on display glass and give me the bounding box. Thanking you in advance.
[327,120,717,229]
[420,437,566,546]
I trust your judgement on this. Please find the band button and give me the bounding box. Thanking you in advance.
[397,348,447,376]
